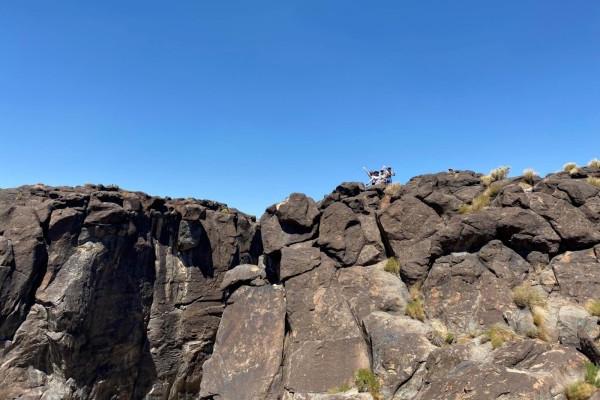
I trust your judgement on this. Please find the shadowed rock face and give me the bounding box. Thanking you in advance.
[1,166,600,400]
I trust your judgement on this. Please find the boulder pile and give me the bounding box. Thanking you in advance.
[1,165,600,399]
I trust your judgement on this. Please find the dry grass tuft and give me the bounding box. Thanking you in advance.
[384,257,400,275]
[486,324,517,349]
[564,162,578,173]
[565,381,595,400]
[384,183,403,197]
[406,285,426,322]
[587,177,600,188]
[458,181,507,214]
[588,159,600,169]
[512,283,546,310]
[586,299,600,317]
[522,168,537,184]
[355,369,381,400]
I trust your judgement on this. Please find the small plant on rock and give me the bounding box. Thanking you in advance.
[328,383,352,394]
[586,299,600,317]
[585,362,600,387]
[406,285,426,322]
[565,381,596,400]
[486,324,517,349]
[512,283,546,310]
[522,168,537,184]
[587,177,600,188]
[564,162,578,173]
[459,180,507,214]
[532,305,551,342]
[490,166,510,181]
[384,257,400,275]
[384,183,402,197]
[355,369,381,399]
[589,159,600,169]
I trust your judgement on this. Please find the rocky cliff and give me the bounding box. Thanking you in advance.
[1,165,600,400]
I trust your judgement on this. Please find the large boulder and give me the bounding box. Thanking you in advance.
[283,260,370,393]
[199,285,286,400]
[552,246,600,303]
[378,196,443,280]
[364,312,435,398]
[318,203,385,267]
[261,194,320,255]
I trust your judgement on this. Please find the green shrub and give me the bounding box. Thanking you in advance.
[512,284,546,310]
[587,177,600,188]
[355,369,381,399]
[445,332,455,344]
[589,159,600,169]
[586,299,600,317]
[384,257,400,275]
[486,324,516,349]
[564,162,578,173]
[565,381,595,400]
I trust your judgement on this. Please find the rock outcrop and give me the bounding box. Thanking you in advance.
[1,165,600,400]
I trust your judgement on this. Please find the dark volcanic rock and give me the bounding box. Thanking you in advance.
[1,167,600,400]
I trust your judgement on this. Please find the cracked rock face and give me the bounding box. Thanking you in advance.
[1,166,600,400]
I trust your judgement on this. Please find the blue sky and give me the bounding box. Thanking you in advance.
[1,1,599,216]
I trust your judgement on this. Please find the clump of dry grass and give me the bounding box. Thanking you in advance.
[458,181,507,214]
[565,381,596,400]
[512,283,546,310]
[586,299,600,317]
[587,177,600,188]
[355,369,381,400]
[522,168,537,184]
[564,162,578,173]
[588,159,600,169]
[486,324,517,349]
[406,285,426,322]
[480,166,510,187]
[384,257,400,275]
[384,183,402,197]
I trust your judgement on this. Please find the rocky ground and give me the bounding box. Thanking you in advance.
[1,164,600,400]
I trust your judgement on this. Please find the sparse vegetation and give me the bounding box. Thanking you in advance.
[522,168,537,184]
[384,183,402,197]
[384,257,400,275]
[565,381,595,400]
[532,305,550,341]
[486,324,517,349]
[587,177,600,188]
[328,383,352,394]
[489,166,510,181]
[406,285,426,321]
[445,332,455,344]
[512,283,546,310]
[355,369,381,399]
[458,181,507,214]
[589,159,600,169]
[585,362,600,387]
[564,162,578,173]
[479,166,510,188]
[586,299,600,317]
[430,319,453,346]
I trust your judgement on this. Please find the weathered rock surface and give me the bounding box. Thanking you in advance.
[1,166,600,399]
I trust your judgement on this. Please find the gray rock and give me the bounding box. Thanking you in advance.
[219,263,267,290]
[557,305,599,346]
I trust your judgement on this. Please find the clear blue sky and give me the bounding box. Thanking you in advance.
[1,1,599,216]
